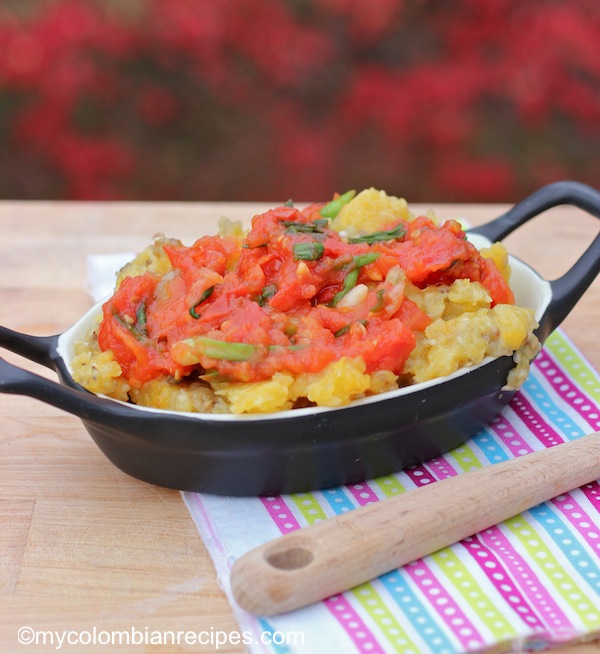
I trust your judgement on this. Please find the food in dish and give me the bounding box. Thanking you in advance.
[71,188,540,414]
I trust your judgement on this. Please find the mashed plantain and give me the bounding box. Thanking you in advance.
[72,189,540,414]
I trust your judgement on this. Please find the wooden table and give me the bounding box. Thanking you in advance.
[1,200,599,654]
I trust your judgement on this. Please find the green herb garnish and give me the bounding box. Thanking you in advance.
[268,343,307,352]
[370,289,385,313]
[320,190,356,219]
[330,269,359,307]
[257,284,277,306]
[282,219,328,234]
[189,286,215,319]
[178,337,308,362]
[293,242,324,261]
[115,304,147,339]
[334,320,369,337]
[348,224,406,245]
[329,253,380,307]
[189,337,257,361]
[353,252,380,267]
[135,302,147,336]
[243,242,268,249]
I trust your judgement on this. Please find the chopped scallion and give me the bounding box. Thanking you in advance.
[135,302,147,335]
[334,319,369,337]
[370,289,385,313]
[320,190,356,219]
[348,224,406,245]
[192,337,256,361]
[353,252,380,267]
[293,242,324,261]
[189,286,215,319]
[135,303,146,326]
[334,325,350,337]
[330,268,359,307]
[282,219,327,234]
[115,306,147,339]
[329,252,380,307]
[267,343,307,352]
[257,284,277,306]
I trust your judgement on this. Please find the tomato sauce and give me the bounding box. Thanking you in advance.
[97,203,514,387]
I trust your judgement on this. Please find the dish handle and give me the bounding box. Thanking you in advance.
[0,325,94,417]
[470,180,600,339]
[0,325,58,369]
[0,325,142,424]
[0,351,143,426]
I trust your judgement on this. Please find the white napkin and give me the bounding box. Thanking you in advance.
[86,253,136,303]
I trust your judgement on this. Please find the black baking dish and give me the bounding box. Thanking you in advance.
[1,181,600,496]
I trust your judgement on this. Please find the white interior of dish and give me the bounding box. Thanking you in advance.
[57,233,552,421]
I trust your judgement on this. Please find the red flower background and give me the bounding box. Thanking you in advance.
[1,0,599,202]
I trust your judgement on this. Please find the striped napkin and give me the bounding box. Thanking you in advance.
[182,331,600,654]
[85,255,600,653]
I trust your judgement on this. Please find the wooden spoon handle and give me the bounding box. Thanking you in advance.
[231,431,600,615]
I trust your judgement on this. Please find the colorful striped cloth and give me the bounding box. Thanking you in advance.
[182,330,600,654]
[85,251,600,653]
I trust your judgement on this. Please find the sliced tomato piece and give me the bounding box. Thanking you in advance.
[480,257,515,305]
[392,298,432,332]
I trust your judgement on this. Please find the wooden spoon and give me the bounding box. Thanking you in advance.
[231,431,600,615]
